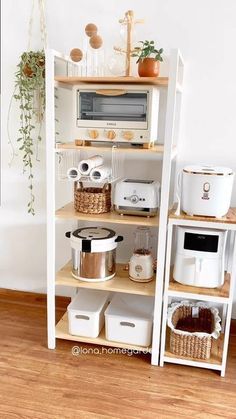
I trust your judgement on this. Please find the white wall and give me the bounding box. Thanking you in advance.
[1,0,236,315]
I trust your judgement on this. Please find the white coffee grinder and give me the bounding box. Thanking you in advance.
[129,227,154,282]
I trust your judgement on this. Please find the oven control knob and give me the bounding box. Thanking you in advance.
[123,131,134,141]
[88,130,99,139]
[130,195,139,204]
[106,130,116,140]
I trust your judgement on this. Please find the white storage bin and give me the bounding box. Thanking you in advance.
[105,294,154,347]
[67,289,110,338]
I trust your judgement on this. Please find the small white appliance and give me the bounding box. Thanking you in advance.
[105,294,154,347]
[173,227,227,288]
[114,178,160,216]
[179,165,234,217]
[129,227,154,282]
[74,84,160,145]
[67,289,110,338]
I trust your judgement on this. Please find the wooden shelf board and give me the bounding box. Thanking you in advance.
[55,202,159,227]
[168,272,230,302]
[56,262,156,296]
[169,206,236,225]
[55,75,168,86]
[55,142,165,154]
[56,312,152,352]
[164,329,223,369]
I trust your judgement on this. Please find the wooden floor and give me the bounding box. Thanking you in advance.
[0,289,236,419]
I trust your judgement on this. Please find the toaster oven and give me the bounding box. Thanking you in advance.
[74,84,160,145]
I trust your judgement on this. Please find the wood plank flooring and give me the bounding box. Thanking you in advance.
[0,288,235,419]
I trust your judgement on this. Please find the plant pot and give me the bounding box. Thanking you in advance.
[23,64,34,77]
[138,58,160,77]
[23,58,45,78]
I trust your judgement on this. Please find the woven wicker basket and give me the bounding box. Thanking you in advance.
[168,301,221,360]
[74,181,111,214]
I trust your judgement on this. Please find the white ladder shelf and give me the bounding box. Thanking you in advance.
[45,48,184,365]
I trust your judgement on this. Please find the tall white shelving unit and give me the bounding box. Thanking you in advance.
[46,48,184,365]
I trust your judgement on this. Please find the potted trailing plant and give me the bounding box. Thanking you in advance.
[132,40,164,77]
[13,50,45,215]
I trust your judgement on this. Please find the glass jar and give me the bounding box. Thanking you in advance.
[133,227,152,255]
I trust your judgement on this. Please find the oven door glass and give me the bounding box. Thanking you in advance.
[77,90,148,129]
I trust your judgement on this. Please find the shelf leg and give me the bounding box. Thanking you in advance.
[221,232,236,377]
[221,303,227,333]
[160,296,168,368]
[46,48,56,350]
[160,223,173,367]
[151,49,181,366]
[47,289,56,349]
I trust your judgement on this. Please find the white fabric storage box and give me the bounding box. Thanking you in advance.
[67,289,110,338]
[105,294,154,346]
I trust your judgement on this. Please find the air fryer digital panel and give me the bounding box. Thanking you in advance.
[184,233,219,253]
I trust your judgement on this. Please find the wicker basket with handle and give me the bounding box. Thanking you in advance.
[74,181,111,214]
[167,301,221,360]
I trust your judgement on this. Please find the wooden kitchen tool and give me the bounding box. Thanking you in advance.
[114,10,144,76]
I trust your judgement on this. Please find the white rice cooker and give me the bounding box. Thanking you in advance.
[65,227,123,282]
[173,226,227,288]
[178,165,234,217]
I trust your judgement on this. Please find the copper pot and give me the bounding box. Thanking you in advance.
[138,58,160,77]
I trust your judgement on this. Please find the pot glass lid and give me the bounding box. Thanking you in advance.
[183,165,234,176]
[72,227,116,240]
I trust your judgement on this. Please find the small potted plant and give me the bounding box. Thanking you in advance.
[132,40,164,77]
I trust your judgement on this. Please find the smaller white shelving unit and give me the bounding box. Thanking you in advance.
[160,208,236,376]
